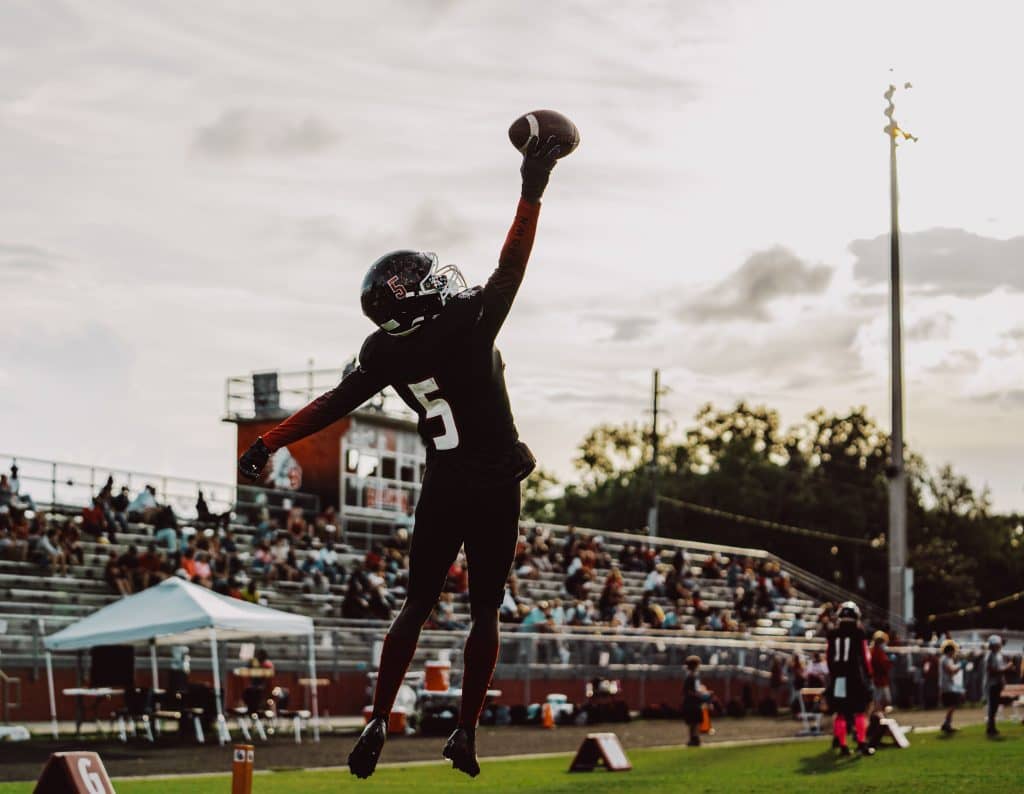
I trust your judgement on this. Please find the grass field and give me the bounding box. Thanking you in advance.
[2,724,1021,793]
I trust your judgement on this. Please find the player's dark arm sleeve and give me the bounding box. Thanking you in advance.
[477,197,541,341]
[260,367,387,452]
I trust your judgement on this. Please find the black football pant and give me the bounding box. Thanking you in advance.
[407,463,522,611]
[370,462,521,727]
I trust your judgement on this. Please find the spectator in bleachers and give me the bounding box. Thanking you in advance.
[427,592,465,631]
[499,576,526,623]
[104,550,132,596]
[789,613,807,638]
[153,505,180,554]
[8,464,35,511]
[618,543,644,573]
[756,579,775,613]
[0,475,13,509]
[81,497,112,542]
[692,590,710,627]
[597,568,625,622]
[127,484,160,523]
[341,562,371,619]
[196,490,232,529]
[313,505,339,542]
[561,524,580,561]
[631,592,665,629]
[446,553,469,596]
[95,476,127,534]
[241,578,261,604]
[119,544,145,590]
[303,569,331,596]
[565,599,594,627]
[268,534,299,583]
[701,553,723,579]
[726,557,743,588]
[300,548,324,580]
[138,543,165,588]
[286,506,310,543]
[513,536,541,580]
[564,553,592,601]
[520,600,556,633]
[0,507,28,561]
[318,543,342,584]
[37,528,69,576]
[806,651,829,687]
[110,486,131,531]
[192,550,213,587]
[643,564,666,596]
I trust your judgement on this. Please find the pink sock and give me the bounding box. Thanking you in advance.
[854,714,867,744]
[833,715,847,745]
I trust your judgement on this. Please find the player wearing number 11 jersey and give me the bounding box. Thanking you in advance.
[238,136,565,779]
[826,601,875,757]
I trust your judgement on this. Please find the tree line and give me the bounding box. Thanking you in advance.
[522,402,1024,633]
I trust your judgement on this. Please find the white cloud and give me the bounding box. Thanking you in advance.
[2,0,1024,511]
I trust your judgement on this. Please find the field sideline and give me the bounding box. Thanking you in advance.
[1,724,1021,793]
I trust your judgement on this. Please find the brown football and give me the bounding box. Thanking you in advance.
[508,109,580,158]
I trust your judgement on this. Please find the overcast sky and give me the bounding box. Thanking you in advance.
[3,0,1023,512]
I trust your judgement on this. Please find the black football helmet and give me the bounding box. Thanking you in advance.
[360,250,467,336]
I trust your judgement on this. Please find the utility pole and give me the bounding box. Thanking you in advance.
[883,81,917,637]
[647,369,666,536]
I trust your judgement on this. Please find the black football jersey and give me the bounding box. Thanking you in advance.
[261,200,541,483]
[827,623,870,679]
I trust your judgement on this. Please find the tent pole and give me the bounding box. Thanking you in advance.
[210,630,226,745]
[308,630,320,742]
[45,651,58,739]
[150,641,159,691]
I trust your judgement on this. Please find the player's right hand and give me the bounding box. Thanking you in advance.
[238,437,271,481]
[521,135,562,202]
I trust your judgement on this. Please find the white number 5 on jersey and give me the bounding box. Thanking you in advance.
[409,377,459,450]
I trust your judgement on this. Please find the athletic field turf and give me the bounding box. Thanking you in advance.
[2,724,1021,792]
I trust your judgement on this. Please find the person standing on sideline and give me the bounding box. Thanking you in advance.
[682,655,708,747]
[870,631,893,711]
[985,635,1013,736]
[938,639,964,733]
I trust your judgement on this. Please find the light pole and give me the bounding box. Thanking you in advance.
[883,82,917,636]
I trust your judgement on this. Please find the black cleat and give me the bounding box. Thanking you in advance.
[348,717,387,779]
[858,743,876,756]
[941,723,957,734]
[443,727,481,778]
[839,744,851,757]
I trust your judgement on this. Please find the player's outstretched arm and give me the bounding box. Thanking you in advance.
[238,366,386,480]
[478,138,561,340]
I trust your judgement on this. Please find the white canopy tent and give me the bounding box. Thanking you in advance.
[43,577,319,743]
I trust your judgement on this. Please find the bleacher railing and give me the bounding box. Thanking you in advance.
[0,453,317,523]
[21,623,1003,712]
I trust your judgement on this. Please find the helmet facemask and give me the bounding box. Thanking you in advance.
[379,254,467,336]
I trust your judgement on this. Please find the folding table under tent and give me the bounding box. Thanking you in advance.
[43,576,318,744]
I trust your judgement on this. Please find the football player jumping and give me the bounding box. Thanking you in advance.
[238,137,564,778]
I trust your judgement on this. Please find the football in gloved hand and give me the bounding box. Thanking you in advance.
[508,110,579,158]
